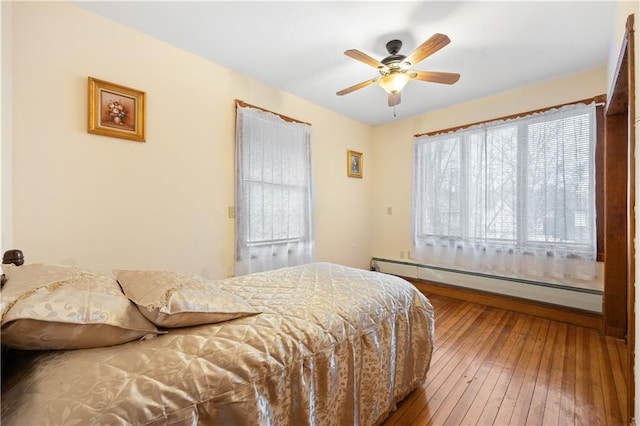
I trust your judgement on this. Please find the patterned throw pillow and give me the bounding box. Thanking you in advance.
[1,263,160,350]
[113,269,261,328]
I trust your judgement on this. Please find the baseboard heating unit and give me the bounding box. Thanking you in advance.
[371,257,603,313]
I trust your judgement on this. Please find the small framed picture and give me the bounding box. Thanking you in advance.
[347,150,363,178]
[88,77,146,142]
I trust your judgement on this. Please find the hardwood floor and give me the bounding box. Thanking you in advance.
[383,293,628,425]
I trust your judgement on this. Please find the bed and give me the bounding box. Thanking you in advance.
[1,255,434,425]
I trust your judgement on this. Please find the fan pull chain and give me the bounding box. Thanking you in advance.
[393,106,397,118]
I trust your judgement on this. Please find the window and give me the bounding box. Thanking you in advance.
[235,103,314,275]
[413,102,597,281]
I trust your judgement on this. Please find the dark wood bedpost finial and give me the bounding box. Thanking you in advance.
[1,249,24,287]
[2,249,24,266]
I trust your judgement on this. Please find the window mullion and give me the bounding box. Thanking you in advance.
[517,122,528,247]
[460,135,469,239]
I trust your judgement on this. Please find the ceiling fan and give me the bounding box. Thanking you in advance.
[336,33,460,107]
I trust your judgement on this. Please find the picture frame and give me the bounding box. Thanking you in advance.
[347,150,363,178]
[88,77,146,142]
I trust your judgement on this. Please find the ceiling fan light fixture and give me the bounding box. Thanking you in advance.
[378,72,410,94]
[338,34,459,107]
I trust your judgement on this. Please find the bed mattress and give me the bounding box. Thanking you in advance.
[1,262,434,425]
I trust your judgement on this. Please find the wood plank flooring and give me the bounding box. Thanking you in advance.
[382,293,628,426]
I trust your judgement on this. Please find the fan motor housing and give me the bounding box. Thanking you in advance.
[381,54,406,66]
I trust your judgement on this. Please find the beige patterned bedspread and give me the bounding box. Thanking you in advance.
[1,263,434,425]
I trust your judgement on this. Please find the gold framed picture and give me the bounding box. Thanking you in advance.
[347,150,363,178]
[88,77,146,142]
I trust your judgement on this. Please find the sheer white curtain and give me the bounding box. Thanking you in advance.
[413,102,597,281]
[235,105,314,276]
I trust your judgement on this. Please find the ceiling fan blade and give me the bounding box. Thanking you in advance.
[344,49,386,69]
[388,92,401,107]
[336,77,379,96]
[405,33,451,66]
[411,71,460,85]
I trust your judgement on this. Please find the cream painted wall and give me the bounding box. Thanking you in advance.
[370,67,608,261]
[1,1,13,254]
[8,2,372,277]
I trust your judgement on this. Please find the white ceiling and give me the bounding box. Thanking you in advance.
[74,1,618,126]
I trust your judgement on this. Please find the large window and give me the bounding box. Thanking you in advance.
[413,102,597,281]
[235,103,314,275]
